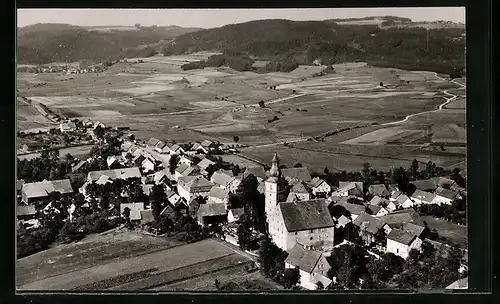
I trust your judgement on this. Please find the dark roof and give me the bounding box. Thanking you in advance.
[380,212,421,227]
[432,177,458,189]
[336,202,366,216]
[229,208,245,218]
[197,158,215,170]
[197,203,227,217]
[279,199,334,232]
[365,204,383,215]
[387,229,417,245]
[411,179,437,191]
[291,181,312,194]
[395,194,411,205]
[352,212,384,234]
[285,245,322,273]
[368,184,390,196]
[411,189,436,202]
[147,137,160,146]
[402,222,426,237]
[435,187,458,200]
[281,167,312,182]
[244,166,266,180]
[369,196,389,206]
[309,177,328,188]
[88,167,141,182]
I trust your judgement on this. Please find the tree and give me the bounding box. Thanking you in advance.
[169,154,179,175]
[316,281,325,290]
[391,167,410,193]
[329,204,351,220]
[236,215,254,251]
[294,163,303,168]
[379,81,384,87]
[282,267,300,289]
[94,126,105,140]
[214,278,221,290]
[150,184,166,222]
[409,159,419,180]
[424,161,438,179]
[233,136,240,143]
[258,100,265,108]
[324,167,329,175]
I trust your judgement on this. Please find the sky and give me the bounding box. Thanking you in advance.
[17,8,465,28]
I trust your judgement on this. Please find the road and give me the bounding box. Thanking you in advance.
[382,73,466,126]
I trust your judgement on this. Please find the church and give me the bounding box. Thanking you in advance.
[265,153,335,251]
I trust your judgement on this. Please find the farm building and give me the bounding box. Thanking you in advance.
[281,167,312,183]
[334,202,366,221]
[335,215,352,228]
[106,155,125,169]
[169,144,184,155]
[211,170,240,192]
[332,181,364,198]
[432,187,457,205]
[386,229,423,259]
[308,177,332,197]
[147,137,160,147]
[208,186,229,206]
[192,143,209,154]
[179,155,194,166]
[177,175,214,202]
[387,194,413,211]
[197,158,215,174]
[200,140,217,151]
[21,142,46,152]
[21,179,73,204]
[380,210,421,229]
[174,164,200,181]
[368,184,390,197]
[160,204,177,219]
[197,203,227,227]
[352,212,388,246]
[432,177,460,192]
[365,204,389,217]
[369,196,390,207]
[284,245,332,290]
[59,121,76,132]
[87,167,141,183]
[410,190,436,205]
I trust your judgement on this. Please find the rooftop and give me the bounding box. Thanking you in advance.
[335,201,366,216]
[411,189,436,202]
[198,203,227,217]
[22,179,73,199]
[279,199,334,232]
[285,245,323,274]
[435,187,458,200]
[88,167,141,182]
[411,179,437,191]
[387,229,417,245]
[352,212,384,234]
[281,167,312,182]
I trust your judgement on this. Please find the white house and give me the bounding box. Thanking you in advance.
[365,204,389,217]
[179,155,194,167]
[59,121,76,132]
[410,190,436,205]
[177,175,214,202]
[431,187,457,205]
[141,158,157,173]
[387,194,413,212]
[386,229,423,259]
[332,181,364,198]
[211,170,240,192]
[197,158,215,175]
[169,144,184,155]
[286,181,312,202]
[308,177,332,197]
[227,208,245,223]
[284,245,332,290]
[120,202,145,222]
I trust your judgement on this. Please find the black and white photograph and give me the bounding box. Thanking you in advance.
[16,7,468,292]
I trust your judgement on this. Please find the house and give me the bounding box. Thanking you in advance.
[211,170,240,192]
[165,190,183,207]
[159,143,172,154]
[352,212,387,245]
[93,122,105,129]
[284,245,332,290]
[281,167,312,183]
[432,177,460,192]
[286,181,312,202]
[141,158,157,173]
[174,198,189,215]
[87,167,142,183]
[401,222,428,240]
[72,160,89,173]
[147,137,160,147]
[107,155,124,169]
[228,208,245,223]
[332,182,364,198]
[369,196,390,207]
[368,184,390,198]
[365,204,389,217]
[82,119,93,127]
[244,166,267,182]
[120,202,145,222]
[59,121,76,132]
[152,170,168,185]
[169,144,184,155]
[386,229,423,259]
[192,142,209,154]
[154,141,166,152]
[201,140,217,151]
[410,179,438,192]
[380,211,422,230]
[410,190,436,205]
[308,177,332,197]
[140,210,154,225]
[208,186,229,206]
[389,190,402,201]
[21,179,73,204]
[174,164,200,181]
[179,155,194,167]
[21,142,46,152]
[431,187,457,205]
[188,196,206,217]
[160,204,177,219]
[177,175,214,202]
[387,194,413,212]
[335,215,352,228]
[334,202,366,221]
[197,203,227,227]
[268,199,335,251]
[197,158,215,175]
[17,204,37,221]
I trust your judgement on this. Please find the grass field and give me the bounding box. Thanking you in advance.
[17,230,257,291]
[421,216,467,246]
[17,145,96,161]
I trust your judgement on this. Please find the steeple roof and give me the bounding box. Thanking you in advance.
[268,152,281,178]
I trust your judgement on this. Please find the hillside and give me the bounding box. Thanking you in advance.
[162,18,465,75]
[17,23,203,64]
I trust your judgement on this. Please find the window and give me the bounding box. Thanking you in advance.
[295,232,297,235]
[396,248,399,253]
[310,237,313,241]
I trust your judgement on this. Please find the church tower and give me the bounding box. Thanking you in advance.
[265,152,282,217]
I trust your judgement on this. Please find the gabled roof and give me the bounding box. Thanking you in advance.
[334,181,363,196]
[380,212,421,227]
[179,175,214,193]
[281,167,312,182]
[285,245,323,274]
[147,137,160,146]
[411,189,436,202]
[432,177,458,189]
[395,194,411,205]
[96,175,112,185]
[390,190,402,200]
[434,187,457,200]
[198,203,226,217]
[197,158,215,170]
[88,167,141,182]
[160,204,175,216]
[175,163,189,174]
[209,185,229,200]
[201,140,214,147]
[229,208,244,220]
[337,215,351,227]
[22,179,73,199]
[446,278,468,290]
[369,196,389,206]
[155,141,166,149]
[286,193,301,203]
[170,144,182,152]
[387,229,418,245]
[336,202,366,216]
[72,160,88,173]
[120,202,145,221]
[387,184,399,193]
[368,184,390,196]
[352,212,384,234]
[309,177,328,189]
[402,222,426,237]
[153,170,167,184]
[279,199,334,232]
[365,204,383,215]
[291,181,312,194]
[244,166,266,180]
[411,179,437,191]
[211,171,235,187]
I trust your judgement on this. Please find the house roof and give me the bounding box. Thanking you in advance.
[120,202,145,221]
[281,167,312,182]
[160,204,175,216]
[22,179,73,199]
[257,181,265,194]
[380,212,421,227]
[291,181,312,194]
[389,207,418,215]
[209,186,229,200]
[170,144,182,152]
[309,177,328,189]
[197,203,227,217]
[197,158,215,170]
[335,202,366,216]
[387,229,417,245]
[402,222,426,237]
[435,187,457,200]
[142,184,154,196]
[179,175,214,193]
[395,194,411,205]
[211,171,235,187]
[279,199,334,232]
[229,208,245,219]
[390,190,402,200]
[366,204,383,215]
[432,177,458,189]
[286,193,301,203]
[352,212,384,234]
[285,245,322,274]
[88,167,141,182]
[201,140,214,147]
[155,141,166,149]
[337,215,351,227]
[153,170,167,183]
[446,278,468,290]
[411,179,437,191]
[140,210,154,224]
[334,182,363,196]
[147,137,160,146]
[411,189,436,202]
[17,205,36,216]
[369,184,390,196]
[244,166,266,180]
[369,196,389,206]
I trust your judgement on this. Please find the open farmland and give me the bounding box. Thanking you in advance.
[17,230,258,291]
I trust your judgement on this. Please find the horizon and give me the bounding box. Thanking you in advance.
[17,8,465,29]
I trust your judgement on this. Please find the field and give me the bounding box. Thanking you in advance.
[17,55,465,172]
[421,216,467,246]
[16,230,273,291]
[17,145,96,161]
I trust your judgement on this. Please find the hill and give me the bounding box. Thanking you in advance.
[162,18,465,75]
[17,23,203,64]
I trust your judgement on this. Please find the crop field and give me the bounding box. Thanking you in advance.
[17,230,255,291]
[218,154,263,168]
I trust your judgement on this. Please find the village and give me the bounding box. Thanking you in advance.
[16,117,468,291]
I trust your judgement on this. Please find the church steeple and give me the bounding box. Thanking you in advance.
[269,152,281,178]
